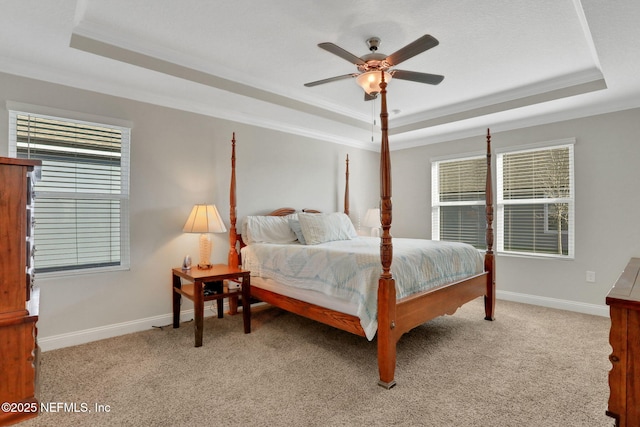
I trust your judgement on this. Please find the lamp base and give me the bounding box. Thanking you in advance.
[198,233,213,270]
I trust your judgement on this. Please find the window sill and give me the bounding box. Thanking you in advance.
[36,264,130,279]
[496,251,574,261]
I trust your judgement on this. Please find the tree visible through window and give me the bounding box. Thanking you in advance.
[498,143,574,258]
[9,109,131,274]
[433,140,574,259]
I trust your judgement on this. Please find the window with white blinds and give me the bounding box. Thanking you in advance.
[497,142,574,258]
[8,109,130,274]
[432,155,487,249]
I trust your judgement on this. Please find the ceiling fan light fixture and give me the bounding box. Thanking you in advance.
[356,70,392,95]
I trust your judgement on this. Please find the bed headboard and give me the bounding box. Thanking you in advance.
[230,206,326,266]
[227,134,349,268]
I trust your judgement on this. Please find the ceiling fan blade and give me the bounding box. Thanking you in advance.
[390,69,444,85]
[385,35,439,67]
[318,42,366,66]
[304,73,359,87]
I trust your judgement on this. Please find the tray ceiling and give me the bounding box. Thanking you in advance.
[1,0,639,150]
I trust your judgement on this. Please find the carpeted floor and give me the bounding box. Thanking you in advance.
[20,298,614,426]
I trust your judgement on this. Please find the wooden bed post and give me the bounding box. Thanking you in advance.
[377,71,398,389]
[228,132,239,269]
[484,128,496,321]
[344,154,350,215]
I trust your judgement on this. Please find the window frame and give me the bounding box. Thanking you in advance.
[7,101,132,277]
[431,151,487,249]
[496,139,575,260]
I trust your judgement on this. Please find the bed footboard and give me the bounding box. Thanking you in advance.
[375,73,495,387]
[227,90,495,388]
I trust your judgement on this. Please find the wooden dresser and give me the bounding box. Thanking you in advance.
[606,257,640,427]
[0,157,41,426]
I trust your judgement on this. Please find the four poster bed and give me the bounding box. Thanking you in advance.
[226,75,495,388]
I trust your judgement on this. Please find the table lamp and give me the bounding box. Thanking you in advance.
[363,208,382,237]
[183,204,227,269]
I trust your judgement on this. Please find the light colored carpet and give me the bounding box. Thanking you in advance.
[21,298,614,427]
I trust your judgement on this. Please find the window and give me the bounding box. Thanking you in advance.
[432,155,487,249]
[8,106,130,274]
[497,141,574,258]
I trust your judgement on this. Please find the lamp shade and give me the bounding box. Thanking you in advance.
[363,208,381,228]
[183,204,226,269]
[182,204,227,234]
[356,70,392,95]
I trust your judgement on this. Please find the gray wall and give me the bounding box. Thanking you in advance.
[2,70,638,348]
[392,111,640,310]
[0,72,378,347]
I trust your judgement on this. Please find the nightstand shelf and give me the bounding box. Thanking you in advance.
[172,264,250,347]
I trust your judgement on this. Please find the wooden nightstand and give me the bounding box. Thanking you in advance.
[172,264,251,347]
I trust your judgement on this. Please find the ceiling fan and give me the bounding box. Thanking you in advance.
[304,34,444,101]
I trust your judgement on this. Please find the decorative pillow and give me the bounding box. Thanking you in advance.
[244,214,298,244]
[288,217,307,245]
[297,212,357,245]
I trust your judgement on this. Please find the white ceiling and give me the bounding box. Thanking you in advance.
[1,0,639,151]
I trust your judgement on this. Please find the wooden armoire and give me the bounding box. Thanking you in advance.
[0,157,41,426]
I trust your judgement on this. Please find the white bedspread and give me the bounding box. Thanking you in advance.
[241,236,484,340]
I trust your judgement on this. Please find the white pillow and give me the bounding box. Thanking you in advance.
[297,212,357,245]
[288,217,307,244]
[244,214,298,244]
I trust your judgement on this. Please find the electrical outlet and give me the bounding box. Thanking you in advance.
[586,271,596,283]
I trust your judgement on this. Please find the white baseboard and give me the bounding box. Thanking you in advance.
[497,290,609,317]
[38,308,218,352]
[39,291,609,352]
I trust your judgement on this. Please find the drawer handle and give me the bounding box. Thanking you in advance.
[609,355,620,363]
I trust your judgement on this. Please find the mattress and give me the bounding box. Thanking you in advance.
[241,236,484,340]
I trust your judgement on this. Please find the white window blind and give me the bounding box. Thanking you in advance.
[497,142,574,258]
[8,110,130,274]
[432,155,487,249]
